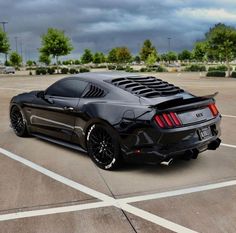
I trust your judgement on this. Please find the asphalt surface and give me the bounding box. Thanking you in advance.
[0,71,235,233]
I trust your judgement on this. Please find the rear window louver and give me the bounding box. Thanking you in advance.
[83,85,106,98]
[107,76,183,98]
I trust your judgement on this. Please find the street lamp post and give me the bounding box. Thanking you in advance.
[20,39,23,65]
[15,36,18,53]
[168,37,171,51]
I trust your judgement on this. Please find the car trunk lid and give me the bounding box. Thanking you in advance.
[150,93,219,127]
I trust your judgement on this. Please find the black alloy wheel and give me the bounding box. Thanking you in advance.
[10,106,28,137]
[87,124,122,170]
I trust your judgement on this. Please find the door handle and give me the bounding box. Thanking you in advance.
[63,106,74,111]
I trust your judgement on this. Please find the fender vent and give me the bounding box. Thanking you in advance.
[108,76,183,98]
[83,85,106,98]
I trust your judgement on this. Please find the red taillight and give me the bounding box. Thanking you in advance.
[154,115,165,128]
[208,103,219,116]
[162,113,173,127]
[154,112,182,128]
[170,112,181,126]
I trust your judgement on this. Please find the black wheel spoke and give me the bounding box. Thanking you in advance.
[11,107,25,134]
[88,126,116,165]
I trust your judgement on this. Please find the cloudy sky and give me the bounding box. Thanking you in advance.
[0,0,236,61]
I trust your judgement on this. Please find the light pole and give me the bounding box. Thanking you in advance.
[15,36,18,53]
[168,37,171,51]
[20,38,23,65]
[0,21,8,63]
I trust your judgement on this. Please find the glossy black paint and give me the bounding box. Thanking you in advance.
[10,72,221,164]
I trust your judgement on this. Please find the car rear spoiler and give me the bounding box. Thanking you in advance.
[149,92,218,113]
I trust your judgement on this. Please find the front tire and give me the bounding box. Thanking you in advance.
[86,124,122,170]
[10,105,28,137]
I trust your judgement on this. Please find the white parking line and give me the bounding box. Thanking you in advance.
[0,87,30,92]
[1,144,236,232]
[120,204,197,233]
[0,147,113,202]
[221,143,236,149]
[0,202,111,221]
[0,147,198,233]
[118,180,236,204]
[222,114,236,119]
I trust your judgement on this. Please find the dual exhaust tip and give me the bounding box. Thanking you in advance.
[160,138,221,166]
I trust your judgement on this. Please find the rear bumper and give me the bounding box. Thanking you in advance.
[121,116,221,164]
[123,137,221,164]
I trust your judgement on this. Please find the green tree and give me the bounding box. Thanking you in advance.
[0,28,10,56]
[146,51,157,66]
[81,49,93,64]
[99,52,106,63]
[160,53,168,62]
[39,28,73,70]
[205,23,236,77]
[10,52,22,67]
[107,47,132,64]
[93,52,102,64]
[74,59,80,65]
[166,51,177,63]
[193,42,207,62]
[39,53,51,66]
[178,50,192,61]
[116,47,132,64]
[140,39,158,61]
[107,48,118,63]
[26,60,34,66]
[134,55,141,64]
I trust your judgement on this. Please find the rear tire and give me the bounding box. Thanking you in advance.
[86,123,122,170]
[10,105,28,137]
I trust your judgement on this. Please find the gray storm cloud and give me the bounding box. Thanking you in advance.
[0,0,236,60]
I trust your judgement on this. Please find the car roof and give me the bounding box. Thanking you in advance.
[72,71,140,82]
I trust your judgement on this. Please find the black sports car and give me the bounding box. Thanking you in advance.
[10,72,221,170]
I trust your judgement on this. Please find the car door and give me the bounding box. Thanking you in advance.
[30,78,88,142]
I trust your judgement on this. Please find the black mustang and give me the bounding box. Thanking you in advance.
[10,72,221,170]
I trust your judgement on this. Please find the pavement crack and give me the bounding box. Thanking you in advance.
[0,198,97,215]
[94,166,138,233]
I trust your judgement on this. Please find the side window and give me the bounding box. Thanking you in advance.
[46,79,88,98]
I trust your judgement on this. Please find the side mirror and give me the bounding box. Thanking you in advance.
[36,91,45,98]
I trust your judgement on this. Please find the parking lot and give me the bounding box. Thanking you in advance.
[0,72,236,233]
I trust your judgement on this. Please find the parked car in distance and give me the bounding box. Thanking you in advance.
[4,66,15,74]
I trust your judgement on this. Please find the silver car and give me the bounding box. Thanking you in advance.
[4,66,15,74]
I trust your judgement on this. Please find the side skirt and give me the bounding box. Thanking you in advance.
[31,133,87,153]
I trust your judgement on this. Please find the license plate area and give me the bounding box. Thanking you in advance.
[198,126,212,140]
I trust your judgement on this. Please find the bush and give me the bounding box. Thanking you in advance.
[69,68,78,74]
[79,67,90,73]
[35,67,47,75]
[125,66,134,72]
[156,66,168,72]
[140,67,147,72]
[47,67,55,75]
[208,65,232,72]
[61,67,69,74]
[116,65,125,70]
[94,65,107,69]
[108,65,116,70]
[206,71,226,77]
[139,66,167,72]
[184,64,206,72]
[231,71,236,78]
[41,68,47,75]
